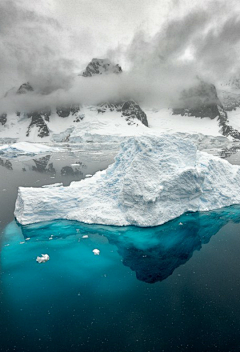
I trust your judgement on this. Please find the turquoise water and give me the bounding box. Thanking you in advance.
[1,148,240,351]
[2,207,240,351]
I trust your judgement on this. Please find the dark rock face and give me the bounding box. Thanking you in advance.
[82,58,148,127]
[56,107,71,118]
[0,113,7,125]
[56,105,81,118]
[217,106,240,140]
[82,58,122,77]
[39,108,51,122]
[97,100,149,127]
[73,113,85,122]
[26,112,49,138]
[17,82,34,95]
[122,100,148,127]
[97,102,123,114]
[15,82,51,138]
[97,100,149,126]
[173,80,240,140]
[173,80,222,119]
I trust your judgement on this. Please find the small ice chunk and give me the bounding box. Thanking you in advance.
[20,241,25,244]
[26,237,30,241]
[179,222,183,225]
[82,235,88,239]
[86,174,92,178]
[36,254,50,263]
[92,249,100,255]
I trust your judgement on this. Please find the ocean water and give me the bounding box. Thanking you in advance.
[1,147,240,351]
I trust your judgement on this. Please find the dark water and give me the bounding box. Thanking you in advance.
[1,147,240,352]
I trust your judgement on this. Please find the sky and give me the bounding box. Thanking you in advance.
[1,0,240,110]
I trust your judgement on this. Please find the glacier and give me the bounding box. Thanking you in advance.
[14,134,240,227]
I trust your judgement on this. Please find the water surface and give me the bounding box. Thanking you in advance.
[1,146,240,351]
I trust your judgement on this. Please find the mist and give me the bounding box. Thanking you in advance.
[1,0,240,114]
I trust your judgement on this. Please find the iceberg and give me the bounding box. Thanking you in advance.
[0,142,61,157]
[14,134,240,227]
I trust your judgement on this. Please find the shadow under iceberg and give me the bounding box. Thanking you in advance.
[15,205,240,284]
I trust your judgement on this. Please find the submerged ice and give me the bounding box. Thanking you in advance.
[14,134,240,227]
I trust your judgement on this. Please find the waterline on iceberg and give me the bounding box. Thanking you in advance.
[3,204,240,283]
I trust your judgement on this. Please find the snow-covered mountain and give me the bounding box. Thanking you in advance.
[1,58,240,143]
[0,58,151,142]
[81,58,122,77]
[173,79,240,140]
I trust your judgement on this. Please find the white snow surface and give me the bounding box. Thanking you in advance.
[15,134,240,227]
[0,142,60,156]
[227,107,240,131]
[0,107,222,144]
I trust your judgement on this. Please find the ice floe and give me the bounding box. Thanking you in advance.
[0,142,61,157]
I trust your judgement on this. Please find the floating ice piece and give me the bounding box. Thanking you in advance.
[82,235,88,238]
[14,134,240,227]
[86,174,92,178]
[92,249,100,255]
[36,254,50,263]
[0,142,61,157]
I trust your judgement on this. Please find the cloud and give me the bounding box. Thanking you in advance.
[124,1,240,82]
[0,0,77,96]
[2,0,240,114]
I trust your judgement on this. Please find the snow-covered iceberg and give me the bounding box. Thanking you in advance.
[14,134,240,227]
[0,142,61,157]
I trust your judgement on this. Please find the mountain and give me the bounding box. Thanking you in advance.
[0,58,149,141]
[17,82,34,95]
[81,58,122,77]
[173,79,240,140]
[2,59,240,143]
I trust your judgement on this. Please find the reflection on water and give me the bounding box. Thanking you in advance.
[0,157,13,170]
[0,150,112,179]
[3,205,240,284]
[32,155,56,174]
[2,206,240,351]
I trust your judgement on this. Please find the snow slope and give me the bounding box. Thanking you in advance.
[227,107,240,131]
[15,134,240,227]
[0,106,222,145]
